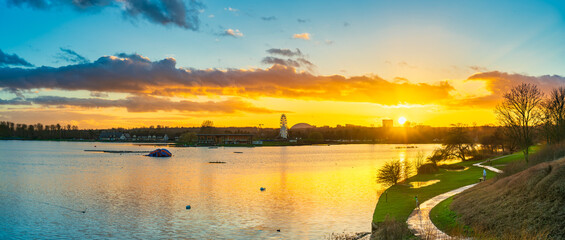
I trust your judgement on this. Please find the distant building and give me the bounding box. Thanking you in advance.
[403,121,411,128]
[382,119,394,128]
[197,134,253,145]
[291,123,315,130]
[99,131,122,141]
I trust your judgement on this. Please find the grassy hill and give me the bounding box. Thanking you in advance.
[450,157,565,239]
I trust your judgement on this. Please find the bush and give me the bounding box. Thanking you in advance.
[377,160,403,185]
[371,216,413,240]
[417,163,439,174]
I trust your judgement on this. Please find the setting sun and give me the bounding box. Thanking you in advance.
[398,117,407,125]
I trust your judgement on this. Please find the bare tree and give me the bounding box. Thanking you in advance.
[377,159,405,185]
[542,87,565,144]
[495,83,543,162]
[443,123,475,161]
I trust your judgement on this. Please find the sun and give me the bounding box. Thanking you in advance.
[398,116,407,125]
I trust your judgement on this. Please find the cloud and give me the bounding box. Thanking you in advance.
[0,53,455,106]
[0,95,274,113]
[324,40,334,45]
[90,92,109,98]
[56,48,89,64]
[261,16,276,21]
[6,0,204,30]
[297,18,309,23]
[343,22,350,27]
[222,29,243,38]
[224,7,238,12]
[469,65,488,72]
[263,48,313,70]
[265,48,303,57]
[0,49,33,67]
[0,97,30,105]
[292,33,310,40]
[450,71,565,108]
[398,61,417,69]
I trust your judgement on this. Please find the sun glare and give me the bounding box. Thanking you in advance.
[398,116,407,125]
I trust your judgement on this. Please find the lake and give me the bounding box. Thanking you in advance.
[0,141,438,239]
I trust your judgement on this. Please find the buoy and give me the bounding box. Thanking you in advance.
[260,187,266,191]
[186,205,191,210]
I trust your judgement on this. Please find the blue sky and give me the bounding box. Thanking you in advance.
[1,0,565,128]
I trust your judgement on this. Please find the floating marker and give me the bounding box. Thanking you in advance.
[260,187,266,191]
[186,205,191,210]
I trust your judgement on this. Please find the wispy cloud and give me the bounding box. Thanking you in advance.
[469,65,488,72]
[293,33,310,40]
[266,48,303,57]
[0,95,274,113]
[0,49,33,67]
[222,29,243,38]
[56,48,89,64]
[6,0,204,30]
[224,7,238,12]
[297,18,309,23]
[261,16,277,21]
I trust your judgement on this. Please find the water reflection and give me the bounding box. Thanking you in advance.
[0,141,438,239]
[409,180,441,188]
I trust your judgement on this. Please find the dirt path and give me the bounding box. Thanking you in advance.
[405,160,504,239]
[406,184,477,239]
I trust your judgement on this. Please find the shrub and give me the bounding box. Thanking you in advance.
[371,216,413,240]
[377,160,403,185]
[418,163,439,174]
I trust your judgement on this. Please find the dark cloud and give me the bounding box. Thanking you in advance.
[261,16,276,21]
[0,95,274,113]
[261,57,302,68]
[265,48,303,57]
[6,0,204,30]
[0,49,33,67]
[343,22,350,27]
[0,53,455,105]
[56,48,89,64]
[0,97,30,105]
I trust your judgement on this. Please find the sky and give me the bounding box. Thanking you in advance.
[1,0,565,129]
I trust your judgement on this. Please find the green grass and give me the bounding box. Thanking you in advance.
[429,196,472,236]
[488,146,538,166]
[372,152,526,223]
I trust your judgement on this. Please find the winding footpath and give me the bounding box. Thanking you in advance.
[405,159,504,239]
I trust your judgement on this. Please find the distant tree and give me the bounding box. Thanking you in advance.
[201,120,214,128]
[495,83,543,162]
[376,159,403,185]
[307,131,324,143]
[442,124,475,161]
[542,87,565,144]
[178,132,197,144]
[200,120,215,134]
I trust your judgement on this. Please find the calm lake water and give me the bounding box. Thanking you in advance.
[0,141,438,239]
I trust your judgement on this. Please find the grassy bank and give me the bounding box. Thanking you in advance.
[442,145,565,239]
[372,151,528,223]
